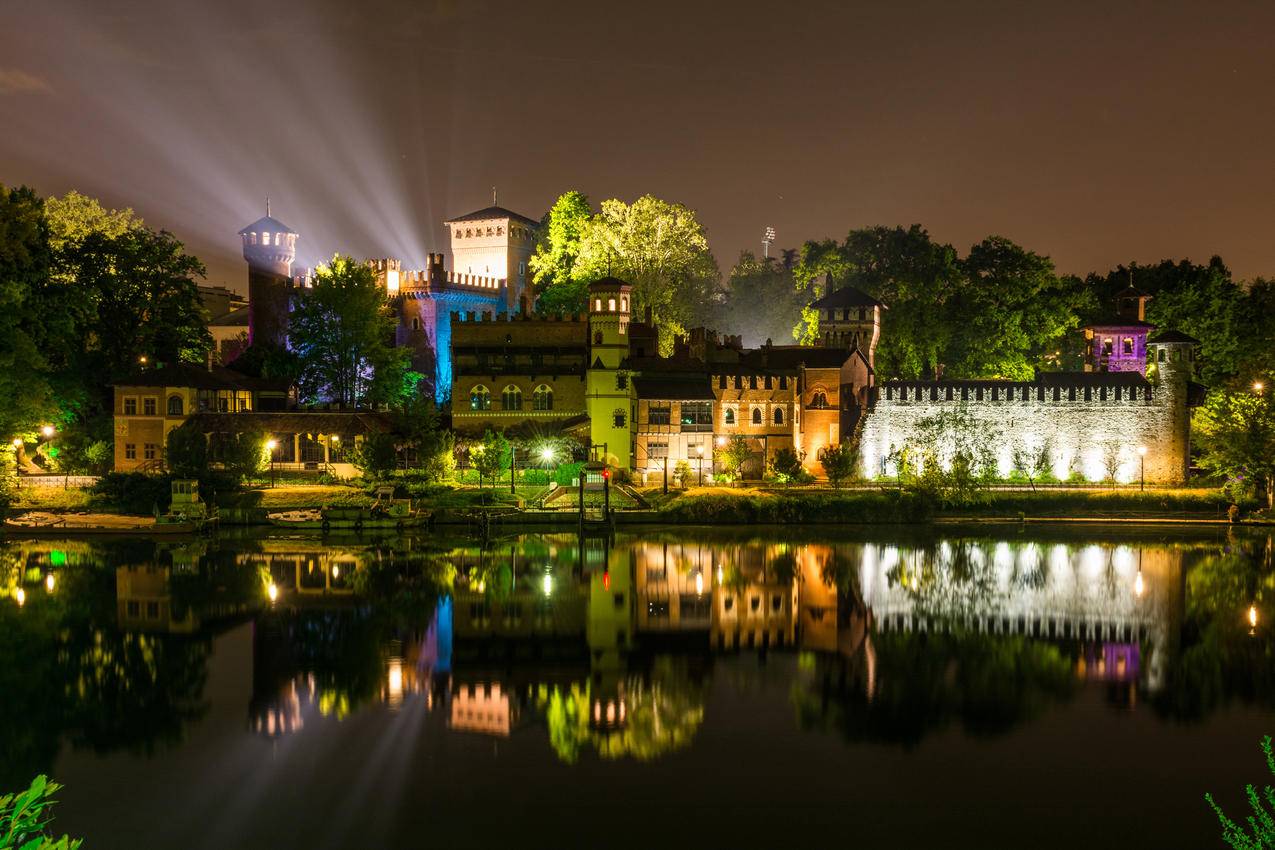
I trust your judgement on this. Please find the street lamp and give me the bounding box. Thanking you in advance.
[696,443,705,486]
[1255,381,1265,394]
[1137,445,1147,491]
[265,439,277,487]
[41,425,54,438]
[1249,603,1259,635]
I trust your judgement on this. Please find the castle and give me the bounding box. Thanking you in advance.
[220,203,1201,485]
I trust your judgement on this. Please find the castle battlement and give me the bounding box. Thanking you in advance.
[450,310,584,324]
[879,376,1155,405]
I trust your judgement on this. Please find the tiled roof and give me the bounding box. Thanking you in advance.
[810,285,885,310]
[114,363,289,392]
[237,215,297,236]
[445,206,540,228]
[1148,329,1200,345]
[633,375,717,400]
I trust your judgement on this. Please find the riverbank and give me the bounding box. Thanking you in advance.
[4,481,1258,531]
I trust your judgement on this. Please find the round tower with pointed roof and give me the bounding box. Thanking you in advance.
[239,202,298,349]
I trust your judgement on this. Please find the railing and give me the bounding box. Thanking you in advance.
[16,475,101,489]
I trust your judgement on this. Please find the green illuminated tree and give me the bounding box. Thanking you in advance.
[0,185,56,441]
[289,255,409,407]
[221,427,268,482]
[164,420,208,479]
[1195,383,1275,510]
[717,434,752,483]
[1207,737,1275,850]
[819,443,857,488]
[575,195,720,354]
[471,429,510,489]
[529,190,593,315]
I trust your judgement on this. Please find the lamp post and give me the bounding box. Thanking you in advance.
[696,443,704,486]
[1255,381,1266,395]
[510,446,517,495]
[1137,445,1147,491]
[266,439,277,488]
[662,456,668,495]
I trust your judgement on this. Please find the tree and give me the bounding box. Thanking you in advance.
[768,447,808,485]
[221,428,268,482]
[1196,382,1275,510]
[529,190,593,315]
[819,443,857,488]
[350,433,397,479]
[1011,438,1053,490]
[471,430,510,489]
[392,393,454,483]
[0,185,56,441]
[949,236,1089,379]
[718,251,808,346]
[575,195,720,354]
[717,435,751,483]
[164,420,208,479]
[0,774,83,849]
[288,255,409,407]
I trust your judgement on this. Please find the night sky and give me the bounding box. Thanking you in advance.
[4,0,1275,291]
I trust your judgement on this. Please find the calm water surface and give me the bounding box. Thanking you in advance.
[2,524,1272,849]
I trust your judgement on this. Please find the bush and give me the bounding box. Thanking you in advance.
[659,491,935,524]
[350,433,397,479]
[221,428,268,482]
[92,472,172,513]
[819,443,857,488]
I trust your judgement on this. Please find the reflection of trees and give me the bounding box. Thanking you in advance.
[1153,540,1275,721]
[537,658,705,763]
[793,632,1076,748]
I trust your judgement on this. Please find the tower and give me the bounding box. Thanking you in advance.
[444,204,538,313]
[1084,285,1153,375]
[810,276,885,367]
[586,278,633,470]
[240,204,298,349]
[1147,330,1201,482]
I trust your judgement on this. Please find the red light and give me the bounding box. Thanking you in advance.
[603,570,610,590]
[602,469,610,480]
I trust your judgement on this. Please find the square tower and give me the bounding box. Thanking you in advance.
[586,278,634,470]
[444,205,539,313]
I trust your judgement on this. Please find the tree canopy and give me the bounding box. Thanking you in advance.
[288,254,410,407]
[715,251,807,347]
[529,190,593,316]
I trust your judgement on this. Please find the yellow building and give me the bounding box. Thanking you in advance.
[584,278,635,469]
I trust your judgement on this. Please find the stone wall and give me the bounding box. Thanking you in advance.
[858,371,1190,484]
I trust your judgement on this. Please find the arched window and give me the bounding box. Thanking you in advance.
[595,298,603,311]
[411,317,421,331]
[533,384,553,411]
[724,408,736,426]
[773,407,784,425]
[502,385,523,411]
[167,395,184,416]
[594,331,604,345]
[608,298,616,311]
[751,407,762,425]
[470,385,491,411]
[811,391,828,409]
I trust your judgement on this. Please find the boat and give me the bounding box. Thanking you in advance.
[267,487,430,531]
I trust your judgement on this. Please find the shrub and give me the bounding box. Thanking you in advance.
[1206,736,1275,849]
[92,472,172,513]
[659,491,935,524]
[819,443,857,488]
[674,459,693,488]
[221,427,268,482]
[350,433,397,479]
[719,435,751,482]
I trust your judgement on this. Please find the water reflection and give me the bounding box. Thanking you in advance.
[1,527,1272,787]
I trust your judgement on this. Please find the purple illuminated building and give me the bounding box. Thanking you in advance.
[1083,285,1154,375]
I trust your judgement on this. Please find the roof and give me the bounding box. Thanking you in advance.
[1148,329,1200,345]
[633,374,717,401]
[185,411,391,435]
[209,305,250,327]
[735,346,860,371]
[810,285,885,310]
[588,277,632,291]
[445,206,540,228]
[114,363,290,392]
[1084,315,1156,329]
[237,215,297,236]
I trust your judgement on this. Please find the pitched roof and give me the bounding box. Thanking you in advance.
[588,277,632,291]
[1148,329,1200,345]
[1084,314,1155,329]
[237,215,297,236]
[633,374,716,400]
[209,305,250,327]
[445,206,540,228]
[114,363,289,392]
[810,285,885,310]
[735,346,860,371]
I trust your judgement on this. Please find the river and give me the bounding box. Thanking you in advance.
[1,524,1271,848]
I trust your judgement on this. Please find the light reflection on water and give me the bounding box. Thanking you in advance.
[1,526,1272,847]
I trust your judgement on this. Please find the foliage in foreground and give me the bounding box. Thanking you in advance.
[0,775,82,849]
[1207,737,1275,849]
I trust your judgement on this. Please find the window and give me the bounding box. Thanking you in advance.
[858,308,867,321]
[411,317,420,331]
[1122,337,1134,355]
[724,408,736,426]
[752,407,763,425]
[613,409,626,428]
[1102,338,1113,356]
[532,385,553,411]
[470,385,491,411]
[649,404,671,425]
[502,385,522,411]
[680,401,712,430]
[649,442,668,458]
[595,299,603,311]
[1158,349,1166,362]
[124,397,137,415]
[616,374,628,390]
[167,395,183,416]
[594,331,603,345]
[621,297,628,311]
[125,443,136,460]
[519,261,525,276]
[144,443,157,460]
[496,227,503,235]
[774,407,785,425]
[608,298,616,311]
[811,391,829,409]
[455,229,462,238]
[141,397,155,415]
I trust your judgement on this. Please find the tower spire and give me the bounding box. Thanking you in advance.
[266,197,271,217]
[492,186,497,205]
